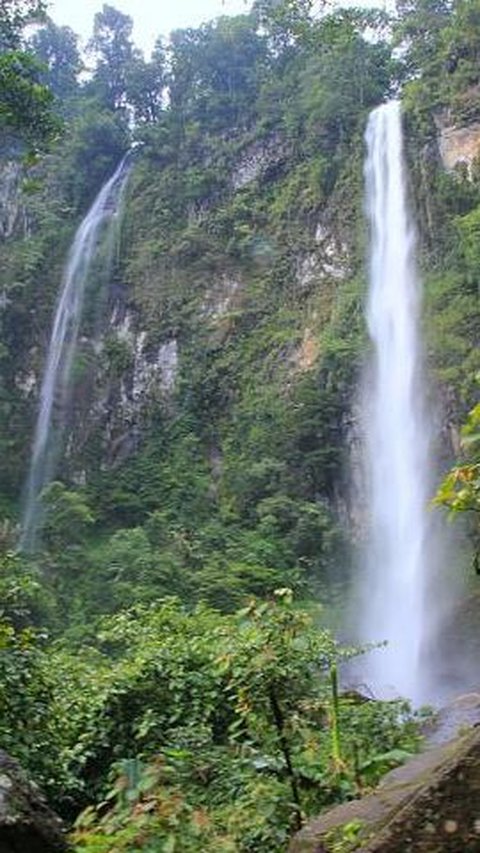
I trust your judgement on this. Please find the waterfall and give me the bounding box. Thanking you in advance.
[361,101,432,703]
[20,156,131,553]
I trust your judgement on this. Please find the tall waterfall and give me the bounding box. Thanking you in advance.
[20,157,131,552]
[361,101,432,702]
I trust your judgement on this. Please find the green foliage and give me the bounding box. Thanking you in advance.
[434,401,480,515]
[88,4,138,111]
[424,269,480,402]
[0,1,46,50]
[41,481,95,550]
[29,17,82,105]
[0,550,51,628]
[401,0,480,125]
[396,0,452,80]
[102,334,133,378]
[169,15,268,131]
[57,107,129,210]
[0,50,60,148]
[456,202,480,283]
[43,595,420,850]
[125,39,165,124]
[0,619,72,797]
[0,583,424,843]
[0,0,61,150]
[294,15,393,149]
[325,819,366,853]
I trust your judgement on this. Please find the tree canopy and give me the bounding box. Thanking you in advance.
[0,0,60,150]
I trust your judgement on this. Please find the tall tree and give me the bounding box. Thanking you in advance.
[395,0,453,77]
[0,0,44,49]
[29,17,82,104]
[88,3,139,111]
[125,39,165,124]
[169,16,267,129]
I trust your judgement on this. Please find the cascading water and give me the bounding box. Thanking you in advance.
[20,156,131,552]
[360,100,432,703]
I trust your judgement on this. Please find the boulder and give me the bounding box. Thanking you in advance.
[0,751,67,853]
[290,698,480,852]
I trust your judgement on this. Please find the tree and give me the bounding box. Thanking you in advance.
[0,0,60,150]
[252,0,318,51]
[66,595,420,849]
[29,17,82,104]
[0,51,59,147]
[0,551,45,629]
[0,0,45,50]
[125,39,165,124]
[434,401,480,575]
[395,0,453,78]
[297,13,393,148]
[169,16,267,129]
[57,106,129,210]
[41,481,94,551]
[88,4,139,111]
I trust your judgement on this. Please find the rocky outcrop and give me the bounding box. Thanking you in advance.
[435,108,480,176]
[290,696,480,852]
[0,751,67,852]
[79,308,180,466]
[0,160,24,240]
[201,273,242,321]
[231,133,287,190]
[291,327,320,373]
[296,221,351,291]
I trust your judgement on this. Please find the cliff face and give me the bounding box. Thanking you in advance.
[74,139,358,482]
[0,102,370,603]
[0,100,476,591]
[0,2,479,612]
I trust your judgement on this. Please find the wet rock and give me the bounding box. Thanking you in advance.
[423,693,480,746]
[0,751,67,852]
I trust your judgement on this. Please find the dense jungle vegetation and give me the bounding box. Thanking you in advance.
[0,0,480,848]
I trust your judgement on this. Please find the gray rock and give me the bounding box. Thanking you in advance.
[0,751,67,853]
[0,161,23,239]
[290,722,480,852]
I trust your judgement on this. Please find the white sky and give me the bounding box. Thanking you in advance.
[47,0,385,57]
[47,0,254,56]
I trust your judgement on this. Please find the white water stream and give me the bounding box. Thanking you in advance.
[361,101,432,702]
[20,157,131,552]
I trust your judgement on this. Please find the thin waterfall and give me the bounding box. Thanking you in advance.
[361,101,432,702]
[20,156,131,553]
